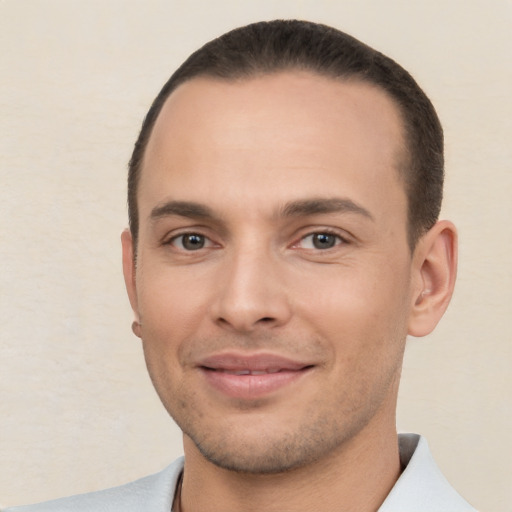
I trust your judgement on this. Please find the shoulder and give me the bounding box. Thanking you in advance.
[3,458,184,512]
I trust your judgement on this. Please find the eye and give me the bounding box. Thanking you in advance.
[298,232,344,250]
[170,233,210,251]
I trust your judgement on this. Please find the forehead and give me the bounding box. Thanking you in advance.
[140,71,407,221]
[147,71,405,159]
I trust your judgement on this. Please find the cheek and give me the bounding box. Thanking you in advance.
[136,265,214,341]
[293,261,411,353]
[136,270,206,395]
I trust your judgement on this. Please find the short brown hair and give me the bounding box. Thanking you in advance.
[128,19,443,251]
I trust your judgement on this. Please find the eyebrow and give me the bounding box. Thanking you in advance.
[280,198,374,221]
[150,201,215,221]
[149,197,374,223]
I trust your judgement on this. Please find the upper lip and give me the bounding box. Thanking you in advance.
[197,352,314,372]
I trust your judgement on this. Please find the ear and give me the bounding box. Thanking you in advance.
[121,229,140,327]
[408,220,458,337]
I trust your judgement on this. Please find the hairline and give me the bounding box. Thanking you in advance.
[132,69,416,254]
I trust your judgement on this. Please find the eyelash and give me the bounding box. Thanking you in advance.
[165,232,214,251]
[293,229,348,251]
[164,228,349,252]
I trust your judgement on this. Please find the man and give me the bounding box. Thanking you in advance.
[8,19,475,512]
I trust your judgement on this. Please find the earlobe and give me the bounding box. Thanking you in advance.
[121,229,140,326]
[408,220,458,337]
[131,321,142,338]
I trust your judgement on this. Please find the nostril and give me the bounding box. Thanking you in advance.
[215,315,278,332]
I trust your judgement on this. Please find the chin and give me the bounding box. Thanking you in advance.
[180,411,360,475]
[194,435,324,474]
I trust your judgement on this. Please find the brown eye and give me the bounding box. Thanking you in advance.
[174,234,206,250]
[298,232,342,250]
[312,233,337,249]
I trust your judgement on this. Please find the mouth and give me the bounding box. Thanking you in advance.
[208,368,289,375]
[197,353,315,399]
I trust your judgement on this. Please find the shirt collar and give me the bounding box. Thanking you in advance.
[378,433,475,511]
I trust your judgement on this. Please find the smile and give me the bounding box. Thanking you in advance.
[210,368,283,375]
[197,353,314,399]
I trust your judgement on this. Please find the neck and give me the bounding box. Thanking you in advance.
[178,423,401,512]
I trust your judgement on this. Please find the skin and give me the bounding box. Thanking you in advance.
[122,72,457,512]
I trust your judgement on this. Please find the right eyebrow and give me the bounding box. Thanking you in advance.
[149,200,216,221]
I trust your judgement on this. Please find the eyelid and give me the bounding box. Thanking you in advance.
[291,227,351,249]
[161,225,353,251]
[300,234,343,250]
[163,229,219,250]
[175,234,211,249]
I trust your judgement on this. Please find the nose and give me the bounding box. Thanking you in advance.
[211,247,292,333]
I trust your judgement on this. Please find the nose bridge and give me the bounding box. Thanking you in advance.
[213,238,291,332]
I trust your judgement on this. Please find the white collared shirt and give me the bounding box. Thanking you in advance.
[4,434,476,511]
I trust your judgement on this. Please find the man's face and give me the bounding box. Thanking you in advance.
[124,72,417,473]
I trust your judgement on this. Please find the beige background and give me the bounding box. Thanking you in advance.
[1,0,510,510]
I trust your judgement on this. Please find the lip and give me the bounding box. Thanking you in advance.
[197,352,314,400]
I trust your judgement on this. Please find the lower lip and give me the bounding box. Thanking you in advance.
[200,368,311,399]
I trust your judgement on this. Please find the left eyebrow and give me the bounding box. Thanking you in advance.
[280,198,374,221]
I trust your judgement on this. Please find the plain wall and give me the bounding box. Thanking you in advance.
[1,1,510,510]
